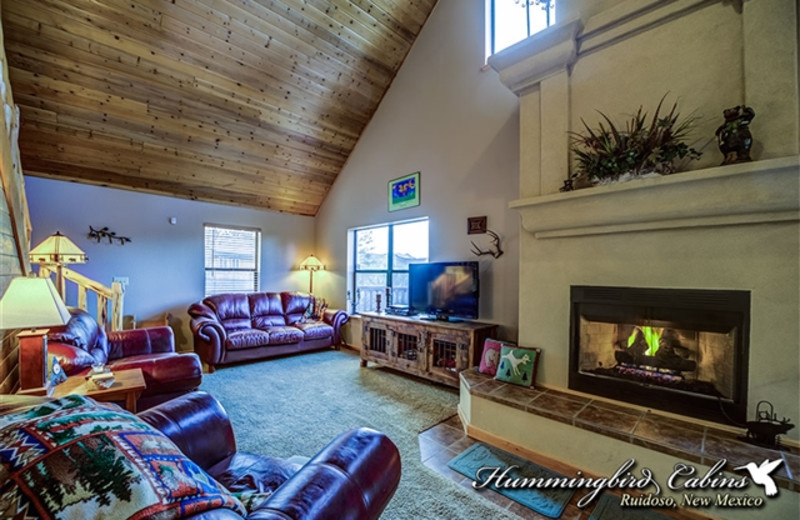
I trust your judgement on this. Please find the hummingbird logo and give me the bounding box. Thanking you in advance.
[735,459,784,497]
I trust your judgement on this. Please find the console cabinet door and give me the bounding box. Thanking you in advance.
[426,329,470,386]
[362,319,391,364]
[389,322,425,373]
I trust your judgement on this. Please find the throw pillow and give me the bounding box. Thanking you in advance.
[478,338,515,376]
[46,354,67,387]
[312,297,328,320]
[494,345,541,387]
[300,297,315,323]
[0,395,246,520]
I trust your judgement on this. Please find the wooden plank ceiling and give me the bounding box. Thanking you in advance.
[2,0,438,215]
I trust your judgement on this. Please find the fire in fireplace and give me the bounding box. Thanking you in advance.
[569,286,750,425]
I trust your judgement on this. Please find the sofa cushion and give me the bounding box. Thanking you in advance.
[281,292,312,325]
[266,326,304,345]
[295,321,334,341]
[249,293,287,329]
[225,329,271,351]
[205,294,252,332]
[0,395,246,519]
[109,352,203,394]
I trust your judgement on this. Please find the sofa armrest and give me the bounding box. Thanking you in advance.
[107,326,175,359]
[47,342,97,375]
[138,391,236,471]
[249,427,400,520]
[322,309,349,346]
[189,303,228,370]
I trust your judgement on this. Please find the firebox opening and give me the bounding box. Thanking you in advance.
[569,286,750,426]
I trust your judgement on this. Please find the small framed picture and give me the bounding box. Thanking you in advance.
[388,171,420,212]
[468,216,487,235]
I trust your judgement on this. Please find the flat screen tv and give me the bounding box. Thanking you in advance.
[408,261,479,320]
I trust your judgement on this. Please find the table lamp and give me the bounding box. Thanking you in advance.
[29,231,88,298]
[299,254,324,293]
[0,275,71,390]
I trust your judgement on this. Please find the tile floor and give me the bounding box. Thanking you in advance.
[418,415,703,520]
[419,415,590,520]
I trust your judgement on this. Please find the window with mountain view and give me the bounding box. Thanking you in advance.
[487,0,555,58]
[352,219,429,313]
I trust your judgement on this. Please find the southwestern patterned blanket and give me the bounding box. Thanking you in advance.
[0,395,246,519]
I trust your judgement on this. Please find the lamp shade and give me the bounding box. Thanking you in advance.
[299,254,324,271]
[29,231,88,265]
[0,276,71,330]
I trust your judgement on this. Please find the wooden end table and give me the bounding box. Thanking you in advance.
[52,368,147,413]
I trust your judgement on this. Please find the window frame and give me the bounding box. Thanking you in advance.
[203,223,261,297]
[486,0,555,58]
[350,217,429,314]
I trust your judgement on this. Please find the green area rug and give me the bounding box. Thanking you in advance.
[588,494,671,520]
[448,442,575,518]
[200,349,518,519]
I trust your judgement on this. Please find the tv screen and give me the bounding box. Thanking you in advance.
[408,261,479,320]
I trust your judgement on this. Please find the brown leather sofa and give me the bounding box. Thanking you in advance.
[189,292,348,372]
[19,307,203,410]
[139,391,401,519]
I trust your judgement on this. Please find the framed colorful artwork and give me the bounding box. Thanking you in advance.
[388,172,420,212]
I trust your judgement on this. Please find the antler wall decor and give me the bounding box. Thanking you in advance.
[470,229,503,259]
[88,226,132,245]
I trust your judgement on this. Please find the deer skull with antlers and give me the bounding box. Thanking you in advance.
[471,229,503,259]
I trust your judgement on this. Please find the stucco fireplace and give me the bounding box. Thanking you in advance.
[569,285,750,425]
[460,2,800,516]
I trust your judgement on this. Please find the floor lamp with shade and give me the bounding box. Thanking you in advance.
[299,254,324,294]
[0,275,71,391]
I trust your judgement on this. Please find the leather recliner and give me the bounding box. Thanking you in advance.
[19,307,203,410]
[138,391,402,520]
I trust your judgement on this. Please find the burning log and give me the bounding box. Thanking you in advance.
[614,351,696,372]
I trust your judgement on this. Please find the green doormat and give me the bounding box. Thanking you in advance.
[447,442,575,518]
[589,493,672,520]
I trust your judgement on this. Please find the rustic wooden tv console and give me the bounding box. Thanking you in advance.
[359,312,497,387]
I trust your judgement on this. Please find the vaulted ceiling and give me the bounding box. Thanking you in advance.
[2,0,438,216]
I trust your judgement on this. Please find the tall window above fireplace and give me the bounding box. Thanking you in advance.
[569,286,750,425]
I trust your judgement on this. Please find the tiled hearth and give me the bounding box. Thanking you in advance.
[460,369,800,493]
[420,414,701,519]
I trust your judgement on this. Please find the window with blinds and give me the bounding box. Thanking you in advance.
[204,224,260,296]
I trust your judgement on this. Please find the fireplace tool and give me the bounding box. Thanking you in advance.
[739,400,794,449]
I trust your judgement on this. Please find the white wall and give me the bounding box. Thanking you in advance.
[25,176,315,350]
[315,0,521,341]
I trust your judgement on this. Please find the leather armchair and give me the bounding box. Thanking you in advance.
[139,391,402,520]
[20,308,203,409]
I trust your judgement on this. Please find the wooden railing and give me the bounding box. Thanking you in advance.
[38,265,125,331]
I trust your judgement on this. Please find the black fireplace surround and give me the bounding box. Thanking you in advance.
[569,286,750,425]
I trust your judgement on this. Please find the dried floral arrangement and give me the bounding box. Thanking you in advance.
[566,96,702,190]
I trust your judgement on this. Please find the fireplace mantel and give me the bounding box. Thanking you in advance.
[509,156,800,239]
